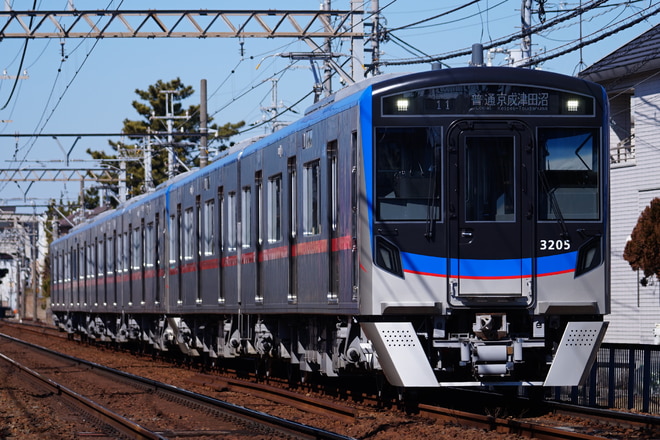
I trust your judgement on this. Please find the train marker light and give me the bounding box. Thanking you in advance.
[566,99,580,112]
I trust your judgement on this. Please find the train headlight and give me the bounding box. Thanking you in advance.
[396,98,409,112]
[566,99,580,112]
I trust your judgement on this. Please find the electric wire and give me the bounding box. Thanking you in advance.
[379,0,611,66]
[0,0,37,111]
[0,0,125,195]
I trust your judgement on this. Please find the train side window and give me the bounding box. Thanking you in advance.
[268,174,282,243]
[375,126,441,221]
[538,128,599,220]
[303,160,321,236]
[227,192,237,251]
[242,186,252,248]
[203,199,215,256]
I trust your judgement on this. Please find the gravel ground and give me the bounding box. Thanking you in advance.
[0,323,530,439]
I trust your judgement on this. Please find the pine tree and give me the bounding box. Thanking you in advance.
[87,78,244,203]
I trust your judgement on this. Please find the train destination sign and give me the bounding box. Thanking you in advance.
[382,84,595,116]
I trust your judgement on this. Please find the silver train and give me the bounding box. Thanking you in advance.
[51,66,610,388]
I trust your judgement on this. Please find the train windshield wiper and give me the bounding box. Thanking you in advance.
[538,170,569,238]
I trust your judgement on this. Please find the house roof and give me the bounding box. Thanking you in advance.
[579,23,660,85]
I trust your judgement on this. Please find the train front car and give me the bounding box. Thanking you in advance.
[359,67,609,387]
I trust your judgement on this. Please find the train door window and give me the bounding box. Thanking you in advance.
[538,128,599,220]
[65,250,70,283]
[106,235,114,275]
[123,232,129,274]
[88,243,95,280]
[256,172,263,246]
[131,225,142,270]
[375,126,441,221]
[218,188,224,253]
[268,174,282,243]
[196,196,201,257]
[203,199,215,256]
[169,214,177,265]
[241,187,252,248]
[303,160,320,236]
[465,137,515,222]
[183,207,194,260]
[146,222,155,267]
[79,244,85,281]
[117,234,123,274]
[97,238,105,277]
[227,192,237,251]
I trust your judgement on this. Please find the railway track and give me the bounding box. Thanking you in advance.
[0,331,354,439]
[2,320,660,439]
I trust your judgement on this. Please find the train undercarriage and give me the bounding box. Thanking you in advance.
[52,309,606,388]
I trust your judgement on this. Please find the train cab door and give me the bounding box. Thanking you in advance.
[447,121,534,303]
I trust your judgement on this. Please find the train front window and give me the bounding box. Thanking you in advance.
[465,137,515,222]
[375,127,440,221]
[539,128,599,220]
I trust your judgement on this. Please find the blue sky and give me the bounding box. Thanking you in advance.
[0,0,656,212]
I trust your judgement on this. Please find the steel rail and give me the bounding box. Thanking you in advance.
[0,332,356,440]
[0,350,166,440]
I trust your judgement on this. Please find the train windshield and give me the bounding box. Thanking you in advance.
[375,126,440,221]
[538,128,600,220]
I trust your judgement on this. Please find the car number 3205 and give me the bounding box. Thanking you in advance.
[539,239,571,251]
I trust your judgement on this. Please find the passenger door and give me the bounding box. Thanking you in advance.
[447,121,534,302]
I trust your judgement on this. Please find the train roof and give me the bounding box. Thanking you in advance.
[52,66,605,246]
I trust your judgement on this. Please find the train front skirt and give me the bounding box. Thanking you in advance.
[361,321,608,387]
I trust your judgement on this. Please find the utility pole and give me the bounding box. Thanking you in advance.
[144,132,154,190]
[520,0,533,66]
[199,79,208,169]
[366,0,381,76]
[322,0,333,96]
[152,90,188,180]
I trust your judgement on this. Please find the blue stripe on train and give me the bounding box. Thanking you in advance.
[401,251,578,279]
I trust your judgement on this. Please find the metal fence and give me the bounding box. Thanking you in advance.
[551,343,660,414]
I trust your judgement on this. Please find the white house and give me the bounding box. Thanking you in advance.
[579,24,660,344]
